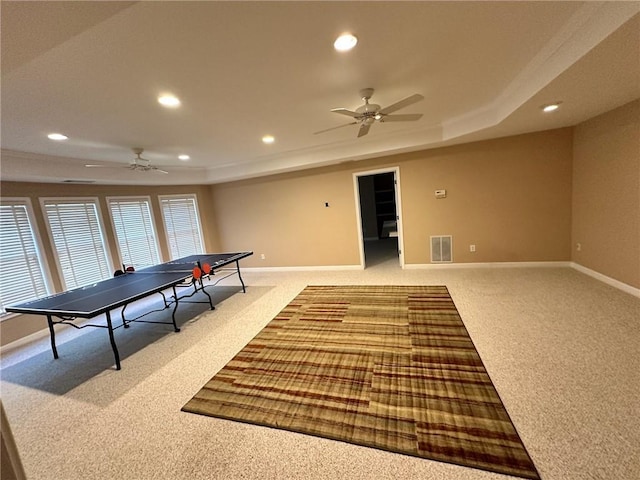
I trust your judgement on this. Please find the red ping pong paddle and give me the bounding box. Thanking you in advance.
[192,266,202,281]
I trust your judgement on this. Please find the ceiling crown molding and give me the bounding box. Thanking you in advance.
[442,2,640,140]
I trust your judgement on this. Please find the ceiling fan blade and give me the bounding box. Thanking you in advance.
[331,108,360,118]
[86,148,168,173]
[378,94,424,115]
[313,122,358,135]
[379,113,423,122]
[357,122,371,138]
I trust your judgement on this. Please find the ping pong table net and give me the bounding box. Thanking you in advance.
[113,261,212,283]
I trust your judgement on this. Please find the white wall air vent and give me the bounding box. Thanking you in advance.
[431,235,452,263]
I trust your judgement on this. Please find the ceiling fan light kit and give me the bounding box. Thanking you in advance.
[315,88,424,137]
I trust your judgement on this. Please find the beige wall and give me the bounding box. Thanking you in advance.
[572,99,640,288]
[211,168,362,267]
[212,128,574,267]
[401,130,573,263]
[0,182,219,346]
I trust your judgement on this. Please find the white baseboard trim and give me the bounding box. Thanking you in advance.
[244,265,364,272]
[570,262,640,298]
[403,261,572,270]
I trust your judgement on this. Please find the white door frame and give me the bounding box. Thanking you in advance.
[352,166,404,268]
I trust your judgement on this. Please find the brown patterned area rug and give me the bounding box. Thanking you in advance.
[182,285,540,479]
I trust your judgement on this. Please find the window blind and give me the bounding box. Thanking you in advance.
[0,201,50,313]
[108,198,160,269]
[43,199,112,290]
[160,195,204,260]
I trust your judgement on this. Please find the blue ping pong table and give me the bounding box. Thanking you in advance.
[5,252,253,370]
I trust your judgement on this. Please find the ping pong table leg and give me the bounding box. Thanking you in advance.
[121,304,130,328]
[236,260,247,293]
[46,315,59,360]
[200,280,215,311]
[105,311,122,370]
[170,286,181,332]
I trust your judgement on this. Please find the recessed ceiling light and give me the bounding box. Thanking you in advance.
[158,94,181,108]
[262,135,275,144]
[542,102,562,113]
[178,154,190,161]
[47,133,68,141]
[334,33,358,52]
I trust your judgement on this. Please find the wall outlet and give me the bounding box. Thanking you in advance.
[576,243,581,252]
[260,253,266,260]
[470,244,476,252]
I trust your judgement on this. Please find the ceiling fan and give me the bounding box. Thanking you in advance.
[85,147,169,174]
[315,88,424,138]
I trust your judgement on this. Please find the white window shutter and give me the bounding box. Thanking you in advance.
[108,197,160,269]
[42,199,112,290]
[0,201,50,312]
[160,195,204,260]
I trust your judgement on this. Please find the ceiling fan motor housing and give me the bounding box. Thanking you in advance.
[356,103,381,115]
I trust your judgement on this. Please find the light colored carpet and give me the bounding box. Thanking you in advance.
[1,242,639,480]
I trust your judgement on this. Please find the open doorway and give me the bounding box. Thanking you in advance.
[353,167,403,268]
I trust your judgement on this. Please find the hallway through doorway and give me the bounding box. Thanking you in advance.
[363,237,399,268]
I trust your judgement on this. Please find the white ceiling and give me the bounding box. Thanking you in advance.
[1,1,639,186]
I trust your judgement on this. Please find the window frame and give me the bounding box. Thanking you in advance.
[106,195,161,269]
[39,196,113,291]
[158,194,206,260]
[0,197,53,317]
